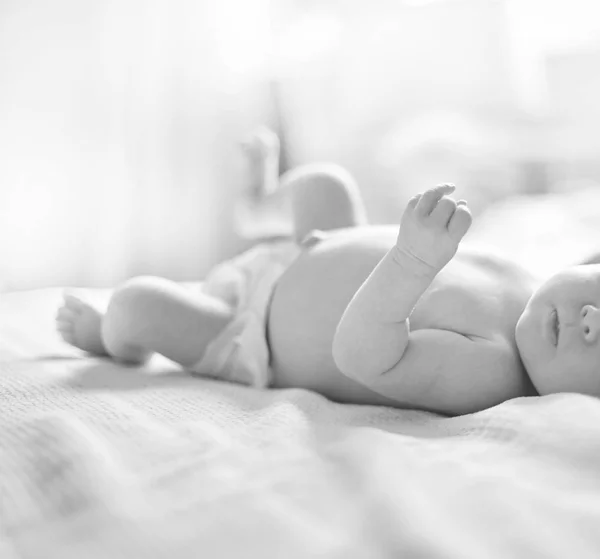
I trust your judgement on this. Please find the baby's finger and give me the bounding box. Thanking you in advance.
[457,199,468,206]
[447,204,473,242]
[429,196,457,227]
[415,184,456,216]
[406,193,422,210]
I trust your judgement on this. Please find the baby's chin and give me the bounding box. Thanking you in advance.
[517,340,593,397]
[515,311,531,365]
[516,346,555,396]
[516,304,600,397]
[515,311,545,394]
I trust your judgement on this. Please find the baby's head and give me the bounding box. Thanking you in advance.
[516,264,600,397]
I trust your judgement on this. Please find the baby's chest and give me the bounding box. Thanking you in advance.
[411,274,526,340]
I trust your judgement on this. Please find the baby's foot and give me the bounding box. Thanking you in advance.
[56,293,108,355]
[240,126,280,198]
[240,126,280,161]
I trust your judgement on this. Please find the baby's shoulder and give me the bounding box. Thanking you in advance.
[459,244,537,281]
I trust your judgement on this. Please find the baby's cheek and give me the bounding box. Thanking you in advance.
[515,310,534,351]
[533,353,596,397]
[564,353,600,396]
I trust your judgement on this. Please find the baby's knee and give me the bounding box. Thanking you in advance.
[107,276,171,322]
[113,275,167,300]
[281,163,358,195]
[285,164,364,221]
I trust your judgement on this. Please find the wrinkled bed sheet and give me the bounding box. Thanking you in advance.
[3,188,600,558]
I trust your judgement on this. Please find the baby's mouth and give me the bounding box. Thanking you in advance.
[552,308,560,347]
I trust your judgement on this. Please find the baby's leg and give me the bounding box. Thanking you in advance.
[281,164,368,243]
[57,277,233,367]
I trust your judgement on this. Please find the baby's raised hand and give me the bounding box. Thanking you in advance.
[240,126,280,159]
[395,184,472,274]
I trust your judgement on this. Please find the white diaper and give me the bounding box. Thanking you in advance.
[189,240,300,388]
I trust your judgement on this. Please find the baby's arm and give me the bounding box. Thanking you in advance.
[333,184,470,379]
[332,185,522,415]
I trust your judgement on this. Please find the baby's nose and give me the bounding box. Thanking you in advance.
[581,305,600,341]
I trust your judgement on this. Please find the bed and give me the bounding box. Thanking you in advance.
[3,188,600,558]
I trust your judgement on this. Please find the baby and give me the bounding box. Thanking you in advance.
[56,133,600,416]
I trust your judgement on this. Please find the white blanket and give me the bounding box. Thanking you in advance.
[2,286,600,559]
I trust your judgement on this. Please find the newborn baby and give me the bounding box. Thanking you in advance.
[56,136,600,416]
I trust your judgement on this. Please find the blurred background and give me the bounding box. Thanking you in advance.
[1,0,600,290]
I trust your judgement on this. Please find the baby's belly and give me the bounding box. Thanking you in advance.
[266,226,533,406]
[267,226,400,406]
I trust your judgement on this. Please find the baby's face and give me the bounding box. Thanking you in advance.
[516,264,600,397]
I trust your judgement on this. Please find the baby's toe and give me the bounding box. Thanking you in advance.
[57,329,73,343]
[63,292,85,312]
[56,317,73,332]
[56,306,76,322]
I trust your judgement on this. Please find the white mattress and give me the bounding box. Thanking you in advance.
[3,187,600,558]
[2,287,600,558]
